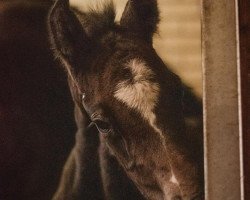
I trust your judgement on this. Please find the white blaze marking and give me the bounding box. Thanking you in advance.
[114,59,164,138]
[170,174,179,185]
[114,59,181,192]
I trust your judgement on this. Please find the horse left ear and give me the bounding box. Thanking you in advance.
[48,0,90,79]
[120,0,159,43]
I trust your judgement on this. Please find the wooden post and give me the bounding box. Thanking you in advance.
[238,0,250,199]
[202,0,243,199]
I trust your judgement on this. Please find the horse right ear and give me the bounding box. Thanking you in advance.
[48,0,89,78]
[120,0,159,43]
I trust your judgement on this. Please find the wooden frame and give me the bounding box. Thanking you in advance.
[202,0,244,199]
[238,0,250,199]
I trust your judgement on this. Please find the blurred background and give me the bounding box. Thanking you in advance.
[0,0,201,199]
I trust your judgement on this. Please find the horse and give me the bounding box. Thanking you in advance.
[48,0,204,199]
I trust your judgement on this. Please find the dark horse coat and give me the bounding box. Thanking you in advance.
[48,0,204,199]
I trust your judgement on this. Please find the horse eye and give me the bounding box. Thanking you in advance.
[94,119,112,134]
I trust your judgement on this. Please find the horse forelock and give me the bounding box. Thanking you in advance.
[75,0,116,36]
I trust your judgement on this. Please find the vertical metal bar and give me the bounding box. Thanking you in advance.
[201,0,242,199]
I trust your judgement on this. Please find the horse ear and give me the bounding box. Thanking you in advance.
[120,0,159,43]
[48,0,89,78]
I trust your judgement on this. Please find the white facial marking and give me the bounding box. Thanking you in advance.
[82,93,86,100]
[114,59,164,138]
[114,59,180,193]
[170,174,179,185]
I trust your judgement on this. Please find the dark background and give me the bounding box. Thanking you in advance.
[0,1,75,199]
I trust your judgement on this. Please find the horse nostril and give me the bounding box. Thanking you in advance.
[191,193,205,200]
[172,196,182,200]
[191,194,204,200]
